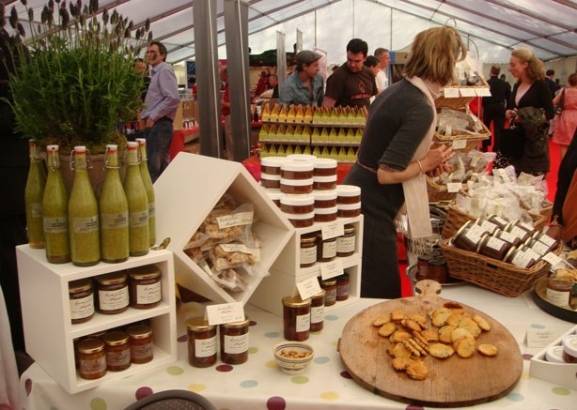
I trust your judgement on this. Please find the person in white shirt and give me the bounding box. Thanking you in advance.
[374,47,390,93]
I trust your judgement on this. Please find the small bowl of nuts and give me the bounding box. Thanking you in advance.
[273,342,314,374]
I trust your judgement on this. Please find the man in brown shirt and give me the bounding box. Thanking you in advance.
[323,38,377,108]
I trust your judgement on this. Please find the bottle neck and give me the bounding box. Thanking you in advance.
[46,152,60,170]
[29,142,40,162]
[74,153,88,172]
[105,152,120,169]
[139,145,148,162]
[127,150,140,166]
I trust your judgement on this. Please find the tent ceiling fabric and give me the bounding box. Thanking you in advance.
[7,0,577,63]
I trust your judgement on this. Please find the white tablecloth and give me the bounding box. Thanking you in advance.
[21,285,576,410]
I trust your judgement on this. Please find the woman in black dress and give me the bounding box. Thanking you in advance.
[344,27,465,299]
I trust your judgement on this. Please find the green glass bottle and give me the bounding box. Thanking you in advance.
[25,139,46,249]
[136,138,156,247]
[42,145,70,263]
[124,141,149,256]
[68,146,100,266]
[100,144,129,263]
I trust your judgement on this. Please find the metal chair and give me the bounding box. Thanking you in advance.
[124,389,217,410]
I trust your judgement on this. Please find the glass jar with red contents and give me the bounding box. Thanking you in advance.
[314,190,337,209]
[261,173,281,189]
[187,318,217,368]
[336,273,350,301]
[128,265,162,309]
[319,236,337,262]
[337,224,356,257]
[127,324,154,364]
[313,158,337,177]
[281,195,314,215]
[103,330,131,372]
[314,207,338,222]
[96,272,129,314]
[313,175,337,191]
[282,296,311,341]
[69,279,94,324]
[310,290,325,332]
[280,161,314,180]
[287,212,315,228]
[300,232,318,268]
[220,320,250,365]
[261,156,285,175]
[77,338,106,380]
[321,279,337,306]
[337,185,361,205]
[337,203,361,218]
[280,178,314,194]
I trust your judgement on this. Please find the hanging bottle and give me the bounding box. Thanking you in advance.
[100,144,129,263]
[42,145,70,263]
[136,138,156,247]
[25,139,46,249]
[68,146,100,266]
[124,141,149,256]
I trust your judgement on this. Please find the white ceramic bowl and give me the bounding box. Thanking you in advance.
[273,342,314,375]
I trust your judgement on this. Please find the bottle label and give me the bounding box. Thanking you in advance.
[72,216,99,234]
[130,211,149,228]
[149,203,155,219]
[136,282,162,305]
[337,236,356,254]
[296,314,311,333]
[322,241,337,259]
[194,336,217,358]
[30,203,42,218]
[101,212,128,230]
[546,288,569,307]
[300,245,317,265]
[311,306,324,324]
[98,287,129,311]
[70,294,94,320]
[44,217,67,234]
[224,334,249,354]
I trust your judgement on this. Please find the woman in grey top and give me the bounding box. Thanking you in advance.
[344,27,465,298]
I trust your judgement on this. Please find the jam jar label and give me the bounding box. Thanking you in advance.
[322,241,337,259]
[224,334,249,355]
[510,226,527,240]
[337,236,356,254]
[539,234,556,247]
[300,245,317,266]
[107,349,131,367]
[464,227,484,244]
[101,212,129,230]
[72,216,99,234]
[99,287,129,311]
[80,355,106,375]
[70,294,94,320]
[296,314,311,333]
[499,231,517,244]
[194,336,217,358]
[531,241,550,256]
[486,237,505,251]
[132,343,153,361]
[546,288,570,307]
[511,251,533,268]
[137,282,162,305]
[43,217,67,234]
[311,306,324,324]
[130,211,149,228]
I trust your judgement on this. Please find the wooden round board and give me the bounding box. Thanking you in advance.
[339,281,523,407]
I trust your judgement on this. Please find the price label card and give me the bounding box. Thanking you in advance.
[525,324,561,348]
[452,139,467,150]
[542,252,564,269]
[216,212,254,229]
[475,88,492,97]
[460,88,477,97]
[206,302,245,326]
[321,222,345,241]
[447,182,462,193]
[296,276,323,300]
[444,88,460,98]
[296,264,321,283]
[320,259,343,280]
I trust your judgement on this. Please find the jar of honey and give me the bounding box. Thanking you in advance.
[187,318,217,368]
[282,296,311,341]
[77,338,106,380]
[220,320,250,365]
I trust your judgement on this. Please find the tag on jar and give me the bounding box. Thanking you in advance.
[447,182,463,193]
[320,259,343,280]
[206,302,245,326]
[543,252,564,269]
[297,276,323,300]
[321,222,344,241]
[451,140,467,150]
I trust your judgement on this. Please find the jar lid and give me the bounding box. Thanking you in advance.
[129,265,161,280]
[186,318,215,332]
[78,337,105,354]
[504,246,519,262]
[313,175,337,183]
[281,195,315,206]
[266,190,284,200]
[97,272,127,286]
[286,212,315,220]
[314,190,337,201]
[127,324,153,339]
[69,279,92,294]
[344,224,355,233]
[220,319,251,329]
[281,160,314,172]
[281,178,314,186]
[337,203,361,211]
[322,279,337,286]
[454,221,473,239]
[312,289,326,299]
[562,334,577,359]
[314,158,337,169]
[545,345,565,363]
[301,234,318,244]
[261,173,282,181]
[261,156,286,168]
[282,295,311,308]
[337,185,361,197]
[314,206,338,215]
[103,330,129,346]
[287,154,317,162]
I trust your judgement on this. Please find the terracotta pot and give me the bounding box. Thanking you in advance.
[59,153,126,196]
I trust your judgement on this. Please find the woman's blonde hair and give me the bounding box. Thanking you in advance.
[511,48,545,82]
[404,26,467,85]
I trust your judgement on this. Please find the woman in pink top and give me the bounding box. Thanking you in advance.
[553,73,577,159]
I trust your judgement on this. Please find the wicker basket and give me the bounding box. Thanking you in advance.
[427,177,458,203]
[435,79,489,111]
[440,239,549,297]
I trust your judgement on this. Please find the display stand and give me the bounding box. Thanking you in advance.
[16,247,177,394]
[251,215,363,316]
[154,153,293,305]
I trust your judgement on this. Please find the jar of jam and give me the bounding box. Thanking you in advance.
[314,207,338,222]
[127,324,154,364]
[300,233,318,268]
[69,279,95,324]
[321,279,337,306]
[266,190,283,208]
[337,224,356,257]
[310,290,325,332]
[96,272,129,314]
[314,158,337,177]
[532,231,558,248]
[281,160,314,180]
[561,334,577,363]
[337,185,361,205]
[504,222,532,243]
[281,195,314,215]
[526,237,555,257]
[487,215,509,229]
[187,318,217,368]
[494,229,522,247]
[282,296,311,341]
[129,265,162,309]
[478,235,512,260]
[336,273,350,301]
[474,218,499,235]
[314,190,337,209]
[261,156,285,175]
[77,338,107,380]
[220,320,250,365]
[280,178,314,194]
[546,276,573,307]
[505,247,538,269]
[319,236,337,262]
[261,173,281,189]
[337,203,361,218]
[287,154,316,162]
[416,257,449,283]
[287,212,315,228]
[313,175,337,191]
[452,221,487,252]
[103,330,131,371]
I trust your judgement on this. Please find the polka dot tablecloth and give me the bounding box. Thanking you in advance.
[21,287,577,410]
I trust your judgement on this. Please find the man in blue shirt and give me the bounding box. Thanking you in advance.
[279,50,324,106]
[142,41,180,182]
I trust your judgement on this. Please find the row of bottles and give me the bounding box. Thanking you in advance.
[261,103,367,126]
[260,144,358,162]
[259,124,363,145]
[311,127,362,144]
[25,139,156,266]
